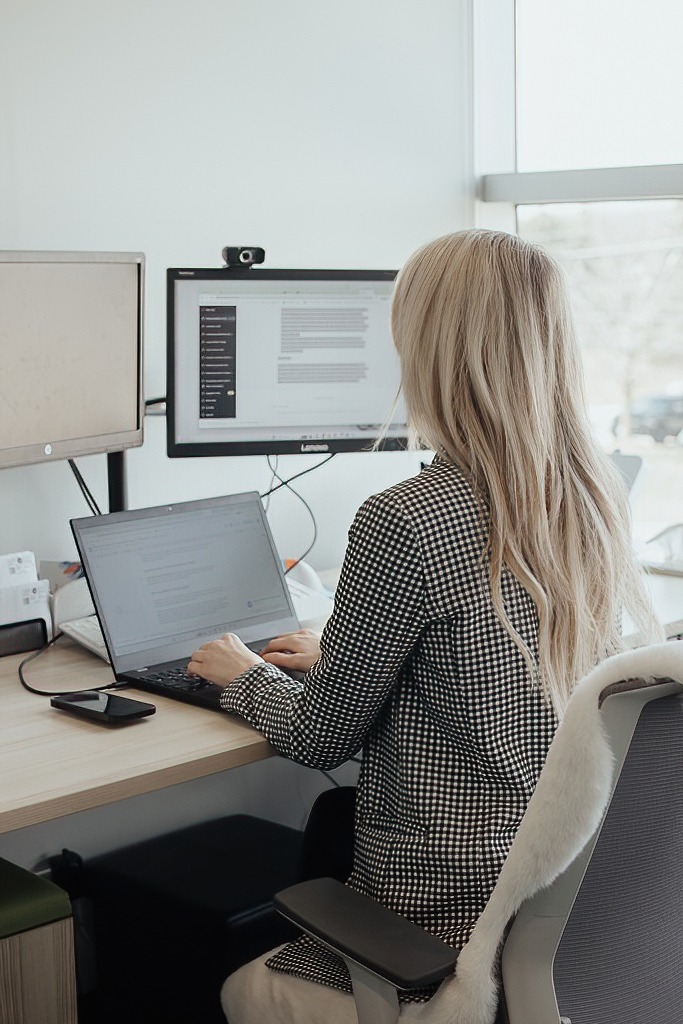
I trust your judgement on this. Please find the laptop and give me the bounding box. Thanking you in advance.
[70,492,301,710]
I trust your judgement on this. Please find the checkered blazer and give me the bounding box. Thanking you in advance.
[221,457,557,996]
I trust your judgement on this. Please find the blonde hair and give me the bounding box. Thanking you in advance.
[392,229,661,714]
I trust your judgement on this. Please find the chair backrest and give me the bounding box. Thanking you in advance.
[501,671,683,1024]
[554,685,683,1022]
[414,642,683,1024]
[502,674,683,1024]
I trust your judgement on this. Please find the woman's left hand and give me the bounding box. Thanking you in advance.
[187,633,262,687]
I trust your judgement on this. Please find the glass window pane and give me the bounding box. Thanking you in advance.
[516,0,683,172]
[517,199,683,545]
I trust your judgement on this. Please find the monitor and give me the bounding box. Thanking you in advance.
[0,250,144,470]
[166,267,407,457]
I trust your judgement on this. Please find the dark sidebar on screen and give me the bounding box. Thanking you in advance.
[199,304,237,419]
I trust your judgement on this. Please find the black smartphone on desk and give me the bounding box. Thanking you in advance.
[50,691,156,724]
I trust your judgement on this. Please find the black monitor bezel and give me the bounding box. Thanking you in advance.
[166,266,407,458]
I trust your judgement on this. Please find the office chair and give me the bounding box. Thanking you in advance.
[237,640,683,1024]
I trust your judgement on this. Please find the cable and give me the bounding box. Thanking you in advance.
[68,397,166,513]
[17,633,128,696]
[68,459,102,516]
[263,455,279,514]
[317,770,342,788]
[260,453,335,500]
[317,755,364,786]
[144,396,167,417]
[283,487,317,575]
[264,456,320,575]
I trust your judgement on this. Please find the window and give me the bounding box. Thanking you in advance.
[516,0,683,172]
[478,0,683,545]
[517,199,683,541]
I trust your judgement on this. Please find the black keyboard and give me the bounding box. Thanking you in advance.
[122,663,224,710]
[122,653,304,709]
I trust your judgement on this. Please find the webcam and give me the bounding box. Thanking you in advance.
[222,246,265,268]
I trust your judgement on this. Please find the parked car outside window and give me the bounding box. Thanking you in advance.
[613,395,683,443]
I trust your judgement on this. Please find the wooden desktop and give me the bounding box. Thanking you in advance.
[0,639,273,836]
[1,571,682,839]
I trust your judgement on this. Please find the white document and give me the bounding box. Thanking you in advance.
[0,551,37,587]
[0,577,52,637]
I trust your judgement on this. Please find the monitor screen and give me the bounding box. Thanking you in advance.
[0,251,144,469]
[166,267,407,457]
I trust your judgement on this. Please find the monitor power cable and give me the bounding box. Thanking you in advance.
[263,455,280,514]
[67,395,166,517]
[68,459,102,516]
[260,453,335,501]
[262,454,335,575]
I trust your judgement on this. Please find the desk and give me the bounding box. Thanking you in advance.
[1,574,681,840]
[0,640,273,835]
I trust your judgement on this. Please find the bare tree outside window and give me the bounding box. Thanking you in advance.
[518,199,683,541]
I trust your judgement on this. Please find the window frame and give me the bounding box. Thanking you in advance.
[482,164,683,206]
[473,0,683,216]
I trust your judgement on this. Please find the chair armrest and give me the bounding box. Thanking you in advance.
[274,877,456,990]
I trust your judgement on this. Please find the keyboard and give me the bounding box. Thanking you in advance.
[60,615,110,662]
[123,662,224,709]
[127,650,303,709]
[61,623,302,710]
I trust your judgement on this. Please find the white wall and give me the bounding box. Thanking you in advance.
[0,0,475,865]
[0,0,474,571]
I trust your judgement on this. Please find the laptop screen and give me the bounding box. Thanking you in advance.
[71,492,299,674]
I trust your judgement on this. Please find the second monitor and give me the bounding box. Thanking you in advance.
[167,267,407,457]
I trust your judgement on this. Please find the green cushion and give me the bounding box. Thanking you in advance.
[0,857,71,939]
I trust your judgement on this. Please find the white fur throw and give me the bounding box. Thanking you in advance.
[401,640,683,1024]
[222,641,683,1024]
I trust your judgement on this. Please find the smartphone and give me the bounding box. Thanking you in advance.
[50,690,156,724]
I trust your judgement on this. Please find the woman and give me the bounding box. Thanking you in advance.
[188,230,660,1020]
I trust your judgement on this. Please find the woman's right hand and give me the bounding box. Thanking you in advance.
[260,629,321,672]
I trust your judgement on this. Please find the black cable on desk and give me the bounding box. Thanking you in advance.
[17,633,128,697]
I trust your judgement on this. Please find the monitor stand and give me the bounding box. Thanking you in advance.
[107,451,127,513]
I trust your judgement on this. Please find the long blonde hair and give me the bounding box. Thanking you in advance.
[392,229,661,714]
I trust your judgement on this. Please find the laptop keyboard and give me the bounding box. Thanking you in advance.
[127,662,224,708]
[139,666,214,692]
[124,647,303,709]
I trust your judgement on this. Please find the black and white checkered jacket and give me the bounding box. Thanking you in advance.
[221,457,557,995]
